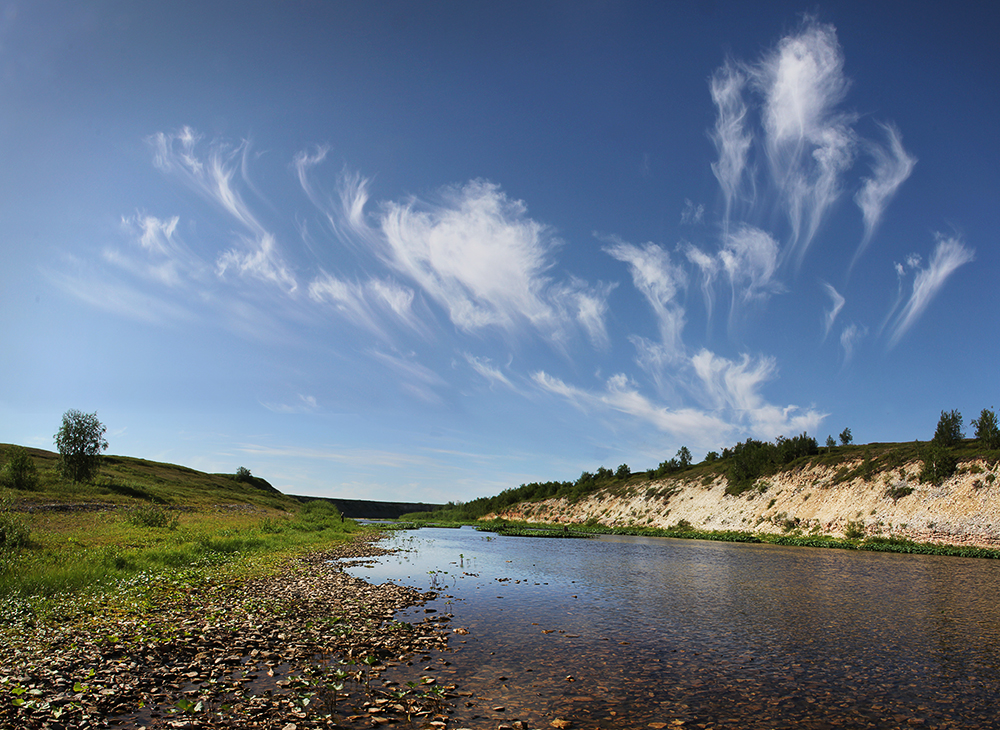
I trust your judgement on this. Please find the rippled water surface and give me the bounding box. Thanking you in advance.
[345,528,1000,729]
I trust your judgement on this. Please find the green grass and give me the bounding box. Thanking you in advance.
[0,444,296,510]
[0,445,364,626]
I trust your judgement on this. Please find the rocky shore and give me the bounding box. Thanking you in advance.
[0,534,460,729]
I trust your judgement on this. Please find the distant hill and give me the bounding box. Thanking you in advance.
[292,495,442,519]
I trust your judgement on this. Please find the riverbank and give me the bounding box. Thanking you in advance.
[0,534,458,729]
[485,456,1000,548]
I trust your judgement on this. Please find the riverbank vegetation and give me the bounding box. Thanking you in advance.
[404,408,1000,557]
[473,519,1000,559]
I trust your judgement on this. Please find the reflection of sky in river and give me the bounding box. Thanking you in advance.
[345,527,1000,728]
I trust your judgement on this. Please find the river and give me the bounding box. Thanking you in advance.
[345,526,1000,729]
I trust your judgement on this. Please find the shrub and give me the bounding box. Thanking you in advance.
[0,495,30,548]
[919,446,957,485]
[843,520,866,539]
[125,503,179,529]
[884,482,914,502]
[0,446,39,490]
[235,466,253,483]
[933,409,964,447]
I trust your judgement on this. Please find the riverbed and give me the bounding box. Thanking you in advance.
[347,526,1000,729]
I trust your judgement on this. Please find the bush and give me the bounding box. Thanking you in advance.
[933,409,964,447]
[972,408,1000,449]
[0,446,39,490]
[0,495,30,548]
[125,503,179,529]
[54,409,108,482]
[843,520,866,539]
[920,445,957,485]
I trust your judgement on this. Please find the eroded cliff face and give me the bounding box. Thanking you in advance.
[485,458,1000,548]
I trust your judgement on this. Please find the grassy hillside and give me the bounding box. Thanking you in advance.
[0,444,295,510]
[0,444,358,604]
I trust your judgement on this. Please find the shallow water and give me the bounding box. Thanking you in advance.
[346,527,1000,729]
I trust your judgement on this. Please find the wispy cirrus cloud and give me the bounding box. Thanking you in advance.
[839,323,866,364]
[308,272,425,340]
[532,370,732,447]
[109,213,209,288]
[709,60,753,231]
[604,238,687,360]
[888,234,975,348]
[534,343,825,449]
[719,225,782,305]
[464,353,520,392]
[754,19,855,267]
[151,127,298,293]
[821,281,845,340]
[853,123,917,267]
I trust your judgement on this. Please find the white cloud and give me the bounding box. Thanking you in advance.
[744,19,857,267]
[853,123,917,266]
[680,198,706,226]
[532,345,826,452]
[531,370,731,446]
[376,179,609,345]
[719,225,781,303]
[684,244,721,322]
[217,232,297,292]
[839,323,866,364]
[821,281,845,340]
[689,348,825,438]
[261,394,320,414]
[151,127,298,293]
[111,213,209,288]
[604,238,687,360]
[308,272,423,339]
[465,353,518,392]
[709,59,753,228]
[888,234,975,347]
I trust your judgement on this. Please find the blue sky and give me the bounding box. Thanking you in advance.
[2,2,997,502]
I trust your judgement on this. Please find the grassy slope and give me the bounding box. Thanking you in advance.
[0,444,358,604]
[2,444,296,510]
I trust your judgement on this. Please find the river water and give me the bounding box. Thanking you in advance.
[345,527,1000,729]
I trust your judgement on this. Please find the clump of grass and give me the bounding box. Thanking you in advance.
[0,495,30,549]
[124,503,179,529]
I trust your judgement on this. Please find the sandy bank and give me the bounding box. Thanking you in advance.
[488,458,1000,548]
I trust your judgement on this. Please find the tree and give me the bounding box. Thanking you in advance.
[235,466,253,483]
[676,446,692,469]
[971,408,1000,449]
[932,409,964,447]
[839,428,853,446]
[0,446,39,490]
[825,435,836,449]
[54,409,108,482]
[615,463,631,479]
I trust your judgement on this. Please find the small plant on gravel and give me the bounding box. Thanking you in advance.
[884,483,915,502]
